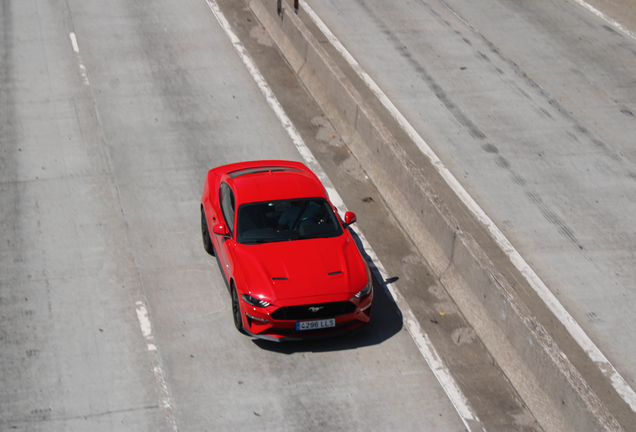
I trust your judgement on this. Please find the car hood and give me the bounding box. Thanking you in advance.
[234,233,368,302]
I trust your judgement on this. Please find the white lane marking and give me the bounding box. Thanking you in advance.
[343,188,480,427]
[70,27,178,432]
[573,0,636,41]
[69,32,80,53]
[352,222,480,428]
[205,1,481,430]
[69,32,90,85]
[136,301,179,432]
[300,0,636,413]
[203,0,316,166]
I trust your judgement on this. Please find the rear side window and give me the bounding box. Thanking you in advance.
[220,182,235,233]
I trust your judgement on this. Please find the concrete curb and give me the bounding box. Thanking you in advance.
[248,0,622,430]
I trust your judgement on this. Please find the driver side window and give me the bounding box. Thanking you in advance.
[219,182,235,234]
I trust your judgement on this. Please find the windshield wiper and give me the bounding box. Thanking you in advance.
[298,234,332,241]
[241,239,273,244]
[242,237,298,244]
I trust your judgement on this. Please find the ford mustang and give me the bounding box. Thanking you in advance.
[201,160,373,341]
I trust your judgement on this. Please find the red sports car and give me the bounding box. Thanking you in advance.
[201,160,373,341]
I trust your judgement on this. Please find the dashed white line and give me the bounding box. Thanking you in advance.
[204,1,482,430]
[300,0,636,413]
[70,29,177,432]
[135,301,179,432]
[69,32,80,53]
[69,32,90,85]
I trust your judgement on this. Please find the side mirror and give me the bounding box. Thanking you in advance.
[344,211,357,226]
[212,223,230,237]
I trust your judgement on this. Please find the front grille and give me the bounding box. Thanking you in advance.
[271,301,355,320]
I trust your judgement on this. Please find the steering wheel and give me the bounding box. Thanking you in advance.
[294,216,321,229]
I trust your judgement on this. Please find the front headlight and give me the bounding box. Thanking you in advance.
[355,283,372,298]
[241,294,271,308]
[354,264,373,299]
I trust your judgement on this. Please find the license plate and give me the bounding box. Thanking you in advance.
[296,318,336,331]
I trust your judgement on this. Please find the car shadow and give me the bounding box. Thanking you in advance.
[252,228,404,354]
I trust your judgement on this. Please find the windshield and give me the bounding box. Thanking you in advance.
[236,198,343,244]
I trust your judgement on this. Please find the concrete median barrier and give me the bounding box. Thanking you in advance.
[247,0,622,430]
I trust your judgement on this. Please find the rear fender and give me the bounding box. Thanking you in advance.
[202,168,222,207]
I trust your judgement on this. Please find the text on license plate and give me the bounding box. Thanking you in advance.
[296,318,336,331]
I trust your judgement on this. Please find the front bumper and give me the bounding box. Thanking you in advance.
[242,320,369,342]
[239,294,373,342]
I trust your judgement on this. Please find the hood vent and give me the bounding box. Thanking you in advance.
[272,277,288,281]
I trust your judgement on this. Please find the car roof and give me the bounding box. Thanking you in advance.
[220,161,328,205]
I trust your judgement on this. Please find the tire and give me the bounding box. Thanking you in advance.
[201,207,215,256]
[231,285,245,334]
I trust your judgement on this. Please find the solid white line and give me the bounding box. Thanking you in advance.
[325,186,479,429]
[135,301,179,432]
[573,0,636,41]
[204,1,481,430]
[355,206,480,428]
[300,0,636,413]
[203,0,316,167]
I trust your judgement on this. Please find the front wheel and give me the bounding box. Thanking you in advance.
[201,207,215,256]
[231,285,245,334]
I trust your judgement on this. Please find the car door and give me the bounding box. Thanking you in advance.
[217,182,236,281]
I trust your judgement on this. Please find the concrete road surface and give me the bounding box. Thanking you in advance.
[305,0,636,409]
[0,0,485,430]
[7,0,635,429]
